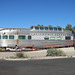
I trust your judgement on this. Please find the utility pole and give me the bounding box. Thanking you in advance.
[73,35,75,50]
[74,41,75,50]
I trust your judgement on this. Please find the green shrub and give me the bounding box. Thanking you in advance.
[16,52,28,58]
[16,52,24,58]
[0,48,2,51]
[46,48,66,56]
[10,56,16,59]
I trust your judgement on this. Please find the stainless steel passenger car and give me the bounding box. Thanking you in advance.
[0,26,74,48]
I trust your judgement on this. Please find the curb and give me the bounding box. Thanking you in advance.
[2,56,75,61]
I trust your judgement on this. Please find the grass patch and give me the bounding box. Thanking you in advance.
[10,56,16,59]
[6,52,28,59]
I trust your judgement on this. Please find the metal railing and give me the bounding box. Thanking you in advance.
[19,42,75,51]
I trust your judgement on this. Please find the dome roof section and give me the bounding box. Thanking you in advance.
[30,26,63,31]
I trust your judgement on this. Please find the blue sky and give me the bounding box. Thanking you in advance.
[0,0,75,28]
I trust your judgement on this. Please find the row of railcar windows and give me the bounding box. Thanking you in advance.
[44,36,71,40]
[30,33,66,36]
[19,35,31,39]
[0,35,14,39]
[0,35,31,39]
[31,27,62,31]
[0,35,71,40]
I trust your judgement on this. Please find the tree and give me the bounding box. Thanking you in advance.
[65,24,72,31]
[41,25,43,26]
[57,26,61,28]
[49,25,52,27]
[72,26,75,31]
[37,24,40,26]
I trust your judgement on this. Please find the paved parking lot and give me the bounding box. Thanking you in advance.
[0,58,75,75]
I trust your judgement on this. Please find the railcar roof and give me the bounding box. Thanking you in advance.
[0,28,30,31]
[31,26,62,28]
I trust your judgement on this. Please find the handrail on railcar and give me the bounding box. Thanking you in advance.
[19,42,75,49]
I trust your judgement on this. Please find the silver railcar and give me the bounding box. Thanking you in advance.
[0,26,74,48]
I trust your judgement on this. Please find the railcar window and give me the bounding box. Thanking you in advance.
[57,37,62,40]
[19,35,25,39]
[58,28,62,31]
[31,26,33,29]
[3,35,8,39]
[45,27,48,30]
[44,37,49,40]
[65,36,71,40]
[40,27,44,30]
[35,27,39,30]
[9,35,14,39]
[49,27,53,30]
[28,35,31,39]
[0,35,1,39]
[50,37,55,40]
[54,28,57,31]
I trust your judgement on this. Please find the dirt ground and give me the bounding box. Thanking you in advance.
[0,47,75,58]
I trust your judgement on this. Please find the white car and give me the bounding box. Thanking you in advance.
[6,48,21,51]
